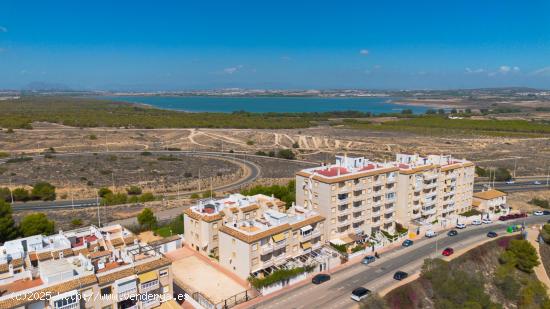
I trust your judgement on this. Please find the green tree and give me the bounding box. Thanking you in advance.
[541,224,550,244]
[494,168,512,182]
[98,187,112,198]
[190,193,200,199]
[277,149,296,160]
[102,192,128,206]
[12,187,30,201]
[71,218,83,227]
[0,187,11,202]
[137,208,157,230]
[502,239,540,273]
[139,192,155,203]
[126,185,142,195]
[19,213,55,237]
[0,200,19,242]
[31,182,56,201]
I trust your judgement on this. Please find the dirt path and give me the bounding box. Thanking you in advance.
[526,226,550,291]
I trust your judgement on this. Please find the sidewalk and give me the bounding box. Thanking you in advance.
[526,226,550,291]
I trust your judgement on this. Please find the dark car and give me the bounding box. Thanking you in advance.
[362,255,376,265]
[442,248,454,256]
[487,231,498,238]
[447,230,458,236]
[543,210,550,215]
[312,274,331,285]
[393,271,408,281]
[351,287,371,301]
[402,239,414,247]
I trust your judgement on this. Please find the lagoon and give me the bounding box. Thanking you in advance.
[99,96,429,114]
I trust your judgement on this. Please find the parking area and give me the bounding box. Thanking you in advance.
[166,247,248,305]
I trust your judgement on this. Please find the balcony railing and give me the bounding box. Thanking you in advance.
[273,240,287,250]
[424,199,436,206]
[424,173,438,180]
[261,245,274,254]
[385,207,394,214]
[338,198,350,205]
[140,280,159,293]
[422,207,437,215]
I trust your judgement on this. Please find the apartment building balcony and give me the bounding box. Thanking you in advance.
[422,207,437,215]
[371,209,381,217]
[386,177,397,184]
[352,201,364,208]
[273,240,287,250]
[338,207,351,215]
[261,244,274,255]
[373,200,383,207]
[337,186,351,193]
[385,196,396,203]
[337,218,350,227]
[424,199,436,206]
[338,198,350,205]
[140,279,160,294]
[384,206,394,214]
[371,220,382,227]
[424,182,437,189]
[424,173,438,181]
[444,191,455,197]
[372,189,383,197]
[411,212,422,219]
[353,194,365,201]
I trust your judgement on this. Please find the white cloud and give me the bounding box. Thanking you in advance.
[223,65,244,75]
[465,67,485,74]
[498,65,520,74]
[359,49,369,56]
[531,66,550,76]
[0,26,7,33]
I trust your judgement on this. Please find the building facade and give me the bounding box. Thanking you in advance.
[296,154,475,243]
[0,225,175,309]
[472,189,507,214]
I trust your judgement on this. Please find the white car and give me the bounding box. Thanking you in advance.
[425,230,437,238]
[505,180,515,184]
[471,219,482,225]
[534,210,544,216]
[482,218,492,224]
[533,181,542,185]
[456,223,466,229]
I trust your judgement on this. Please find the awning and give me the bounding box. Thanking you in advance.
[340,235,355,244]
[300,225,313,233]
[330,239,345,245]
[138,271,158,283]
[272,233,286,242]
[301,242,312,250]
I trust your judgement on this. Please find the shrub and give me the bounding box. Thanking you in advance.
[460,209,482,217]
[277,149,296,160]
[140,151,152,156]
[0,152,9,158]
[0,187,11,202]
[6,157,33,164]
[126,186,142,195]
[12,188,30,201]
[246,140,254,145]
[292,142,299,148]
[31,182,56,201]
[137,208,157,230]
[529,198,549,209]
[89,134,97,140]
[248,266,314,289]
[139,192,155,203]
[102,192,128,206]
[541,224,550,244]
[71,219,83,227]
[0,200,19,242]
[241,180,295,208]
[190,193,200,199]
[98,187,112,198]
[20,213,55,237]
[500,239,540,273]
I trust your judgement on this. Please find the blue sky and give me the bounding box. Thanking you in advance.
[1,0,549,90]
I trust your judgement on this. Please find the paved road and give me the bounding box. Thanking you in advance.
[252,215,550,309]
[9,151,263,211]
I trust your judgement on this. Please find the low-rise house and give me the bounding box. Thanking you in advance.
[0,224,174,309]
[473,189,507,214]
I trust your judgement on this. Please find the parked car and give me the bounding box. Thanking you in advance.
[351,287,371,302]
[534,210,544,216]
[482,218,492,224]
[447,230,458,236]
[505,180,515,184]
[402,239,414,247]
[312,274,331,285]
[442,248,454,256]
[362,255,376,265]
[425,230,437,238]
[456,223,466,229]
[487,231,498,238]
[393,271,409,281]
[471,219,482,225]
[533,181,542,185]
[543,210,550,215]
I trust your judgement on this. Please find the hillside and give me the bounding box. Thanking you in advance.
[376,236,550,309]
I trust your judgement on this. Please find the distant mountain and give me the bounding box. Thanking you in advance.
[23,81,73,91]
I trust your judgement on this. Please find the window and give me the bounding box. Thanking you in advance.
[159,269,168,277]
[213,223,218,229]
[252,243,258,251]
[293,231,298,239]
[232,251,236,258]
[232,239,236,245]
[213,234,218,241]
[53,295,78,309]
[141,279,159,291]
[331,207,336,213]
[245,214,250,220]
[331,185,336,191]
[252,257,258,265]
[100,286,112,296]
[163,285,170,293]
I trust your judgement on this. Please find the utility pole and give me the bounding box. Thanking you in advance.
[8,178,14,204]
[96,193,101,227]
[513,158,517,179]
[111,172,115,192]
[198,168,201,192]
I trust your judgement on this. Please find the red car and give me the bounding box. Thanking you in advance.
[442,248,454,256]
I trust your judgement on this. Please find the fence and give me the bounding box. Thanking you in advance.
[192,288,260,309]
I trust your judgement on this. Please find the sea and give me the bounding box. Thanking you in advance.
[98,96,429,114]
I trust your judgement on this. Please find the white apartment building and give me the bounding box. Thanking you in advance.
[394,154,475,226]
[218,206,325,279]
[296,154,475,243]
[183,194,287,257]
[296,155,399,243]
[472,189,507,214]
[0,225,175,309]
